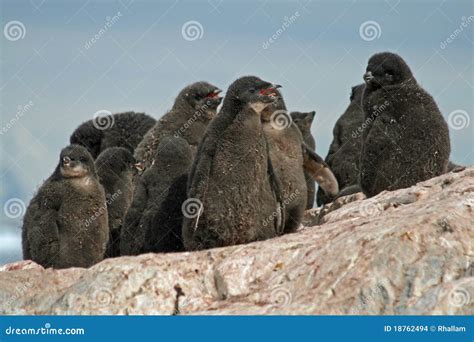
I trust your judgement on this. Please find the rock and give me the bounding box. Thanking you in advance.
[1,168,473,315]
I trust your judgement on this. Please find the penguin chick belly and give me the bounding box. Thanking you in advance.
[203,121,278,243]
[57,180,108,268]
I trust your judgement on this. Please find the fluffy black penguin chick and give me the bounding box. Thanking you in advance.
[291,111,316,149]
[317,84,365,205]
[182,76,285,251]
[134,82,222,172]
[70,111,156,159]
[120,136,193,255]
[262,94,338,232]
[95,147,136,258]
[22,145,108,268]
[360,52,450,197]
[291,111,316,208]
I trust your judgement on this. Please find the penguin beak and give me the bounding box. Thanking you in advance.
[259,84,282,97]
[62,156,71,166]
[363,71,374,83]
[207,89,222,99]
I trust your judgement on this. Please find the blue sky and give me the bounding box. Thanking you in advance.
[0,0,473,263]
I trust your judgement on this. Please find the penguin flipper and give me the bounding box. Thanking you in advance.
[302,143,339,197]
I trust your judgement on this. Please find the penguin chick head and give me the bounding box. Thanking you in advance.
[153,136,193,166]
[95,147,136,175]
[59,144,95,178]
[291,111,316,132]
[363,52,413,90]
[178,81,223,116]
[350,83,366,102]
[261,89,287,122]
[225,76,282,115]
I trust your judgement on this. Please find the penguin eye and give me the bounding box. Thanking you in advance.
[62,156,71,163]
[249,88,256,94]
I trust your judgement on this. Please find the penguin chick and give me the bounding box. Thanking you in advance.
[360,52,450,197]
[22,145,108,269]
[121,137,193,255]
[134,82,222,172]
[95,147,136,258]
[291,111,316,149]
[182,76,284,251]
[291,111,316,208]
[317,84,365,205]
[70,111,156,159]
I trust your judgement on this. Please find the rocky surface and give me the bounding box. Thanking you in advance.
[1,168,473,315]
